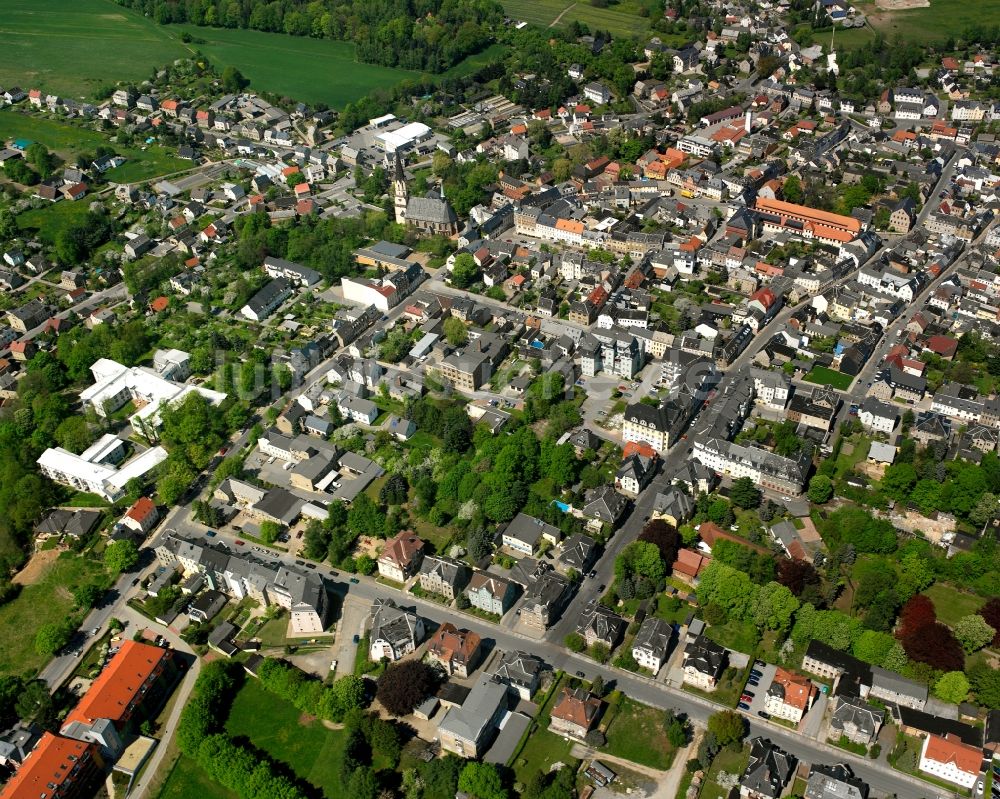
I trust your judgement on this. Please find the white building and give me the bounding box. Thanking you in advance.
[80,358,227,440]
[918,734,981,789]
[38,437,168,501]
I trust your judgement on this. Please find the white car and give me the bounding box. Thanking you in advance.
[330,660,338,672]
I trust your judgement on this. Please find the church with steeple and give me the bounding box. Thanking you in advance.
[390,151,459,238]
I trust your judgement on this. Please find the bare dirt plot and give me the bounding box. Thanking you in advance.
[12,549,61,585]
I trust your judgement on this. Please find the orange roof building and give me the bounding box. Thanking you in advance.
[0,733,103,799]
[623,441,657,460]
[671,548,711,581]
[549,687,604,739]
[426,623,482,677]
[752,197,861,245]
[919,733,982,788]
[63,641,172,730]
[377,530,425,581]
[763,667,817,722]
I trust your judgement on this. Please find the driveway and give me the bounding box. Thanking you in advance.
[331,595,369,677]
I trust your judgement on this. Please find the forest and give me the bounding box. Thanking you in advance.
[112,0,504,72]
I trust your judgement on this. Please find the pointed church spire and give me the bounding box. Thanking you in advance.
[393,149,405,183]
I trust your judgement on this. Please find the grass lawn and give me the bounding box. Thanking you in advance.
[925,583,984,628]
[156,755,237,799]
[705,618,760,655]
[172,25,415,108]
[226,678,350,799]
[860,0,1000,44]
[0,552,106,676]
[700,744,750,799]
[603,696,679,771]
[17,201,92,245]
[804,366,854,391]
[510,675,577,785]
[0,110,189,186]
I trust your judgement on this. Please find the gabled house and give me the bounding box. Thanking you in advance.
[549,687,604,740]
[632,617,673,673]
[437,676,509,758]
[576,603,626,649]
[740,737,797,799]
[369,598,424,661]
[417,554,469,600]
[764,667,817,723]
[830,696,884,745]
[493,650,547,700]
[918,733,981,789]
[376,530,425,583]
[466,571,518,616]
[683,634,727,691]
[426,623,482,678]
[501,512,561,557]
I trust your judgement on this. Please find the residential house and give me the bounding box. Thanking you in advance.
[830,696,884,746]
[582,485,629,526]
[369,598,424,661]
[869,666,927,709]
[858,397,897,434]
[466,572,518,616]
[122,497,159,535]
[549,687,603,740]
[740,737,796,799]
[632,617,673,673]
[520,568,571,629]
[804,764,868,799]
[502,512,561,557]
[764,667,817,723]
[426,623,482,678]
[416,554,469,600]
[0,733,104,799]
[918,733,981,789]
[377,530,425,583]
[437,676,509,758]
[493,650,548,700]
[557,533,597,576]
[683,634,727,691]
[577,604,626,649]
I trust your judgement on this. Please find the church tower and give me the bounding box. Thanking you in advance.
[391,150,408,225]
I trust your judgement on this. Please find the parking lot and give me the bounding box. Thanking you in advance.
[740,661,776,717]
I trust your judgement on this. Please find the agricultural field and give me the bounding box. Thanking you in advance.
[171,26,417,108]
[225,678,350,799]
[0,110,189,184]
[0,0,189,99]
[502,0,656,38]
[0,551,106,676]
[1,0,416,109]
[859,0,1000,44]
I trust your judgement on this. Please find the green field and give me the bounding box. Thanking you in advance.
[172,25,417,108]
[804,366,854,391]
[0,552,106,676]
[925,582,985,628]
[156,756,237,799]
[860,0,1000,44]
[502,0,656,38]
[226,678,349,799]
[0,0,417,108]
[0,110,189,184]
[0,0,189,99]
[17,200,93,244]
[603,696,680,771]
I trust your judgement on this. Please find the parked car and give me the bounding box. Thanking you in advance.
[235,540,245,546]
[738,702,750,710]
[350,577,359,584]
[205,530,216,537]
[757,710,770,719]
[352,634,359,644]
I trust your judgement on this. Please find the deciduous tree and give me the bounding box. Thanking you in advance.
[953,614,996,654]
[376,661,439,716]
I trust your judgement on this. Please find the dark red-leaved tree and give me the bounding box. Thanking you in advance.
[376,661,439,716]
[902,621,965,672]
[776,558,820,597]
[639,519,680,566]
[897,594,936,639]
[979,597,1000,647]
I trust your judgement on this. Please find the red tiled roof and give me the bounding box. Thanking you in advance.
[923,733,982,775]
[378,530,425,568]
[64,641,170,727]
[623,441,657,460]
[150,296,169,313]
[0,733,97,799]
[126,497,156,523]
[671,547,710,578]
